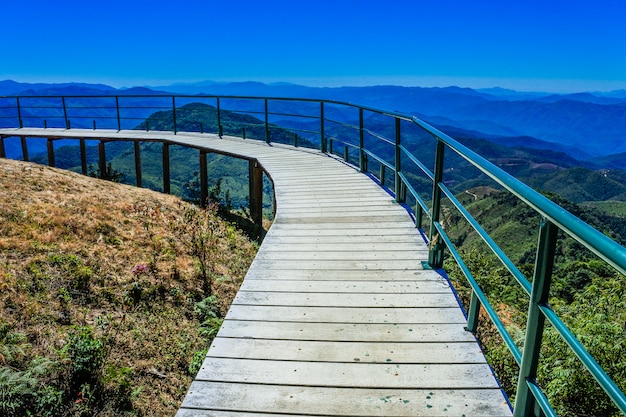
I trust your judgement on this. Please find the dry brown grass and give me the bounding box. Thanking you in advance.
[0,158,258,416]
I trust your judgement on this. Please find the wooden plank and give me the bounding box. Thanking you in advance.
[276,207,408,216]
[177,383,512,416]
[238,279,453,293]
[248,259,423,270]
[207,338,484,363]
[243,268,434,281]
[224,305,466,324]
[253,250,426,261]
[218,321,476,342]
[274,215,412,224]
[265,235,424,244]
[258,242,424,252]
[267,221,419,230]
[232,292,459,308]
[194,358,501,389]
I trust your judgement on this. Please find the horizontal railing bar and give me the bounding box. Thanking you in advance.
[266,111,319,120]
[362,149,394,171]
[397,172,431,218]
[417,122,626,276]
[362,127,394,146]
[327,137,360,149]
[438,182,532,296]
[539,304,626,414]
[278,127,320,136]
[434,221,523,365]
[3,93,418,122]
[399,143,435,181]
[323,118,360,131]
[526,381,558,417]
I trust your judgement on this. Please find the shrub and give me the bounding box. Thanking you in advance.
[63,326,106,391]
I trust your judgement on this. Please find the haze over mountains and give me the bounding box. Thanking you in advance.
[1,79,626,164]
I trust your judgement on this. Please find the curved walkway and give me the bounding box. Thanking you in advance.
[0,129,512,416]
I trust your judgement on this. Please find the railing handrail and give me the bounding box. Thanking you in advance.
[410,117,626,276]
[1,93,624,416]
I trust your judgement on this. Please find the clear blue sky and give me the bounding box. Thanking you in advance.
[2,0,626,92]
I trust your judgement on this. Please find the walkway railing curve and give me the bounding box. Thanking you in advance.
[1,93,625,416]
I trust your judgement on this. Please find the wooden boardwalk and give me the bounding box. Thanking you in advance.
[1,129,512,416]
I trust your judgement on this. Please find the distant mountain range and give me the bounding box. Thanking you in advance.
[2,79,626,162]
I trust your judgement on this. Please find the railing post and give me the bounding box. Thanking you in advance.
[47,138,55,167]
[199,151,208,207]
[394,117,405,203]
[466,292,482,333]
[134,141,142,187]
[514,219,558,417]
[16,97,22,128]
[217,97,222,138]
[98,141,107,179]
[116,96,121,132]
[172,96,177,134]
[320,102,326,153]
[62,97,69,129]
[162,142,171,194]
[415,204,422,229]
[264,99,270,143]
[428,139,445,268]
[249,159,263,227]
[20,136,28,162]
[359,108,366,172]
[80,138,87,175]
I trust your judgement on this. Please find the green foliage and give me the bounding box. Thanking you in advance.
[0,357,61,417]
[88,162,125,183]
[63,326,106,390]
[188,348,208,376]
[103,364,135,411]
[444,188,626,415]
[198,317,223,340]
[541,276,626,417]
[183,173,232,211]
[194,295,222,322]
[0,323,64,416]
[49,253,95,294]
[0,322,29,365]
[170,205,222,296]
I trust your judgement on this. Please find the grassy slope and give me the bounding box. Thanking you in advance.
[0,158,257,416]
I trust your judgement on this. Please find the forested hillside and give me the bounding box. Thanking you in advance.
[443,187,626,416]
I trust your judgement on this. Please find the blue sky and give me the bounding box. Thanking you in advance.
[2,0,626,92]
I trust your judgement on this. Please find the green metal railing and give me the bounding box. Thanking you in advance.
[0,94,625,416]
